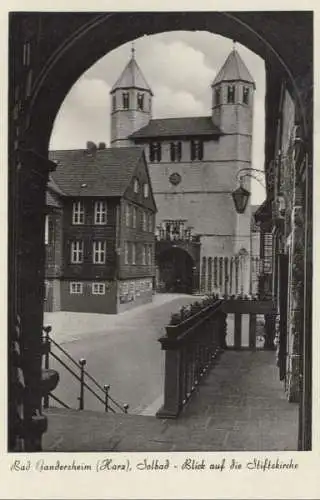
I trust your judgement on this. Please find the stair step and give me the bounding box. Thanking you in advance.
[43,407,168,452]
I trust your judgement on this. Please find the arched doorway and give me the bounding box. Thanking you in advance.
[157,247,194,294]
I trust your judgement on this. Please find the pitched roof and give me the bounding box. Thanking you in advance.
[48,147,145,197]
[111,55,153,95]
[46,190,61,208]
[130,116,221,140]
[212,49,255,88]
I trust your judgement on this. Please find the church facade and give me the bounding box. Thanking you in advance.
[109,47,257,295]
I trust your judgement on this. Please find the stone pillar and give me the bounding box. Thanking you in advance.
[286,206,304,402]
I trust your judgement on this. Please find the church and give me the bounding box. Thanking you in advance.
[109,44,257,296]
[44,44,259,313]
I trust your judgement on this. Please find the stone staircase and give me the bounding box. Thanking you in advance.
[43,350,299,452]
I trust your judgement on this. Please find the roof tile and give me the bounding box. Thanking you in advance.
[48,147,144,197]
[130,116,221,139]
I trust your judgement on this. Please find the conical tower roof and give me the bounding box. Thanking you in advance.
[212,48,255,88]
[110,48,153,95]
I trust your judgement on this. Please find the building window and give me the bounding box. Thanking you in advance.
[94,201,107,225]
[72,201,85,225]
[215,87,221,106]
[93,241,106,264]
[148,214,154,233]
[92,283,106,295]
[143,183,149,198]
[70,282,83,295]
[137,93,144,110]
[170,142,182,162]
[149,142,161,162]
[132,206,137,228]
[112,95,116,111]
[132,242,136,265]
[125,203,131,227]
[142,212,147,231]
[71,241,84,264]
[122,92,130,109]
[227,85,235,103]
[133,178,139,193]
[142,245,146,265]
[45,215,49,245]
[243,86,250,105]
[148,245,153,266]
[124,242,129,264]
[190,140,204,161]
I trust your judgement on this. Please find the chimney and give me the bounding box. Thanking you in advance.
[98,142,106,150]
[86,141,97,154]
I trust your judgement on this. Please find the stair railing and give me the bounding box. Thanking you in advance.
[42,326,129,414]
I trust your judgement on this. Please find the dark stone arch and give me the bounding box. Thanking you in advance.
[17,11,312,153]
[157,246,195,294]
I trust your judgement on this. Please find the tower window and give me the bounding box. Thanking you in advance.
[190,140,204,161]
[170,142,182,162]
[149,142,162,162]
[137,93,144,110]
[122,92,130,109]
[215,87,221,106]
[112,95,116,111]
[227,85,235,103]
[243,86,250,105]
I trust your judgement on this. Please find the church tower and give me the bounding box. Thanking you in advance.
[211,45,256,257]
[211,44,255,135]
[110,46,153,147]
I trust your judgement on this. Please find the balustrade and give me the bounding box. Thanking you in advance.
[156,300,226,419]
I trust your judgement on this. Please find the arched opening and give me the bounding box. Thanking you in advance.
[157,247,194,294]
[9,12,313,452]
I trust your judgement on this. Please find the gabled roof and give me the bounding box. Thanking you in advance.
[48,147,146,197]
[130,116,221,140]
[212,49,255,88]
[110,55,153,95]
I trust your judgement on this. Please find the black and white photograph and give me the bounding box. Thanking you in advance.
[4,4,317,499]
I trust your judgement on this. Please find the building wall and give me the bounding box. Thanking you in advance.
[60,279,117,314]
[117,277,153,312]
[130,138,252,259]
[118,198,155,280]
[62,197,118,280]
[45,210,63,278]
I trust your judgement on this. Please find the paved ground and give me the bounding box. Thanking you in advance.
[43,350,299,452]
[44,294,203,414]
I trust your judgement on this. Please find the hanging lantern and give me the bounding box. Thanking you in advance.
[232,184,251,214]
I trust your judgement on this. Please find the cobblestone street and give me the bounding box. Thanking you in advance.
[44,293,202,414]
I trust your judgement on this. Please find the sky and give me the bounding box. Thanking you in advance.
[49,31,266,204]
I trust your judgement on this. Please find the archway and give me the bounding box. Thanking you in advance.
[9,11,313,452]
[157,247,195,294]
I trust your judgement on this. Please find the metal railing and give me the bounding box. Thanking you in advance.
[42,326,129,414]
